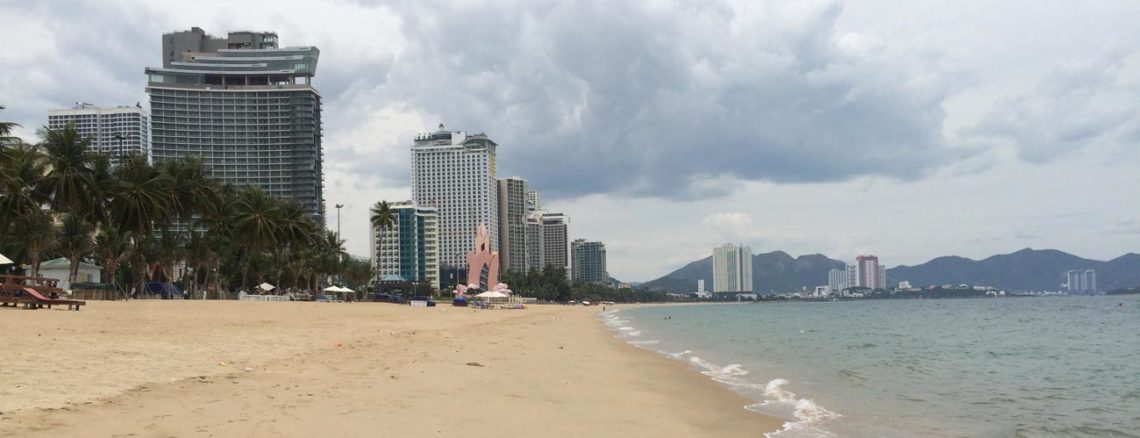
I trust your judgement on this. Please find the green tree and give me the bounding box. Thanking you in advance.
[0,143,47,232]
[58,214,96,287]
[37,124,101,217]
[106,154,172,236]
[95,225,130,297]
[11,211,57,277]
[229,187,283,291]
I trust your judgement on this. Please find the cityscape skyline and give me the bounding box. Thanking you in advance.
[3,1,1139,281]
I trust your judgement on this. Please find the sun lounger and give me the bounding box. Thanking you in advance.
[18,287,86,310]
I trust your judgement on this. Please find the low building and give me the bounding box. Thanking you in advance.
[22,258,101,291]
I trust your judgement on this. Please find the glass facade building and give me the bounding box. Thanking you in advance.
[372,202,441,290]
[571,239,608,285]
[145,28,324,222]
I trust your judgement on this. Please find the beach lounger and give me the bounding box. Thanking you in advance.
[18,287,86,310]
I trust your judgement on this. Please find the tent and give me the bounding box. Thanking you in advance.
[0,253,12,265]
[259,282,276,292]
[322,286,341,292]
[338,286,356,294]
[476,291,508,299]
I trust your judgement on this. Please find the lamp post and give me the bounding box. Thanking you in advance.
[335,203,344,286]
[335,203,344,241]
[111,133,126,161]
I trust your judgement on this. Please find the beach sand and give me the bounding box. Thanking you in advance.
[0,301,780,437]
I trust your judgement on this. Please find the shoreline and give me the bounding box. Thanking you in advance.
[0,301,780,437]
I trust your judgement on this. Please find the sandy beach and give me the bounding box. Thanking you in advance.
[0,301,780,437]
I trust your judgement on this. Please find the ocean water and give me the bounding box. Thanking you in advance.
[603,296,1140,437]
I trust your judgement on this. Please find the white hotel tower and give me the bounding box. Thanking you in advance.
[411,125,499,285]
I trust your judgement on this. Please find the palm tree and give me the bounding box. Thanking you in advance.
[0,105,21,146]
[230,187,283,291]
[10,210,57,277]
[0,143,47,232]
[95,225,130,298]
[161,156,221,224]
[106,154,172,236]
[38,124,100,216]
[369,201,397,284]
[58,214,95,287]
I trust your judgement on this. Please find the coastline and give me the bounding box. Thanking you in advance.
[0,301,780,437]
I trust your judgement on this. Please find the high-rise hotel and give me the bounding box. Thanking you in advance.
[145,27,324,221]
[411,125,498,285]
[47,103,150,166]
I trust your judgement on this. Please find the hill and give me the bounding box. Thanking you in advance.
[641,252,845,294]
[642,248,1140,293]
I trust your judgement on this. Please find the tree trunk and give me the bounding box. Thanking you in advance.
[68,255,80,288]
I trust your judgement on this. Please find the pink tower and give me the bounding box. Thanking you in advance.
[465,223,500,290]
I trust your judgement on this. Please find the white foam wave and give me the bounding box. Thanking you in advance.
[630,339,661,346]
[689,356,750,378]
[665,349,692,358]
[753,379,841,438]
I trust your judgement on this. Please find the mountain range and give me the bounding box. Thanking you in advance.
[641,248,1140,293]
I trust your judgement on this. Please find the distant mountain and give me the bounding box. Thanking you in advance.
[642,248,1140,293]
[887,248,1140,291]
[641,251,845,294]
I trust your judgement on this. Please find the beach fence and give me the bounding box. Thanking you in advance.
[238,291,290,302]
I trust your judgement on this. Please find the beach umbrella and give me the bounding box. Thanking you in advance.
[322,286,340,292]
[338,286,356,293]
[0,253,11,265]
[476,291,508,299]
[258,282,276,292]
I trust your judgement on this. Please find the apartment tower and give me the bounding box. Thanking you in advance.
[713,243,753,292]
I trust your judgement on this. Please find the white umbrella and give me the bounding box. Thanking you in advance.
[476,291,508,299]
[322,286,341,292]
[0,253,12,265]
[258,282,276,292]
[338,286,356,293]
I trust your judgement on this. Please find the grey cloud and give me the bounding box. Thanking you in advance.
[347,0,961,200]
[1,1,169,140]
[966,54,1140,163]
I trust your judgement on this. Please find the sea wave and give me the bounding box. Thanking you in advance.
[753,379,841,438]
[598,309,842,438]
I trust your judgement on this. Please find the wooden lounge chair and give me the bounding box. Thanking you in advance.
[19,287,86,311]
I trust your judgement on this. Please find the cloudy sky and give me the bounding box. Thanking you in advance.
[3,0,1138,281]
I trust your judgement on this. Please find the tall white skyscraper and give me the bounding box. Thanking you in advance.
[541,212,569,272]
[828,268,849,294]
[497,177,529,274]
[48,103,150,166]
[713,243,753,293]
[1065,269,1097,293]
[411,125,498,284]
[846,264,858,290]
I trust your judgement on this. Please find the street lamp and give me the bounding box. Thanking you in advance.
[335,203,344,240]
[335,203,344,287]
[111,133,127,160]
